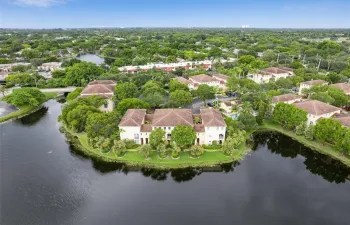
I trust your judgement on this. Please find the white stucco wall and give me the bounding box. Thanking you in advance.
[307,110,341,125]
[204,126,226,144]
[119,126,141,144]
[299,83,311,95]
[250,73,293,84]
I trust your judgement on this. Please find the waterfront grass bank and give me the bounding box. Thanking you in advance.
[0,92,57,123]
[61,126,251,169]
[259,120,350,167]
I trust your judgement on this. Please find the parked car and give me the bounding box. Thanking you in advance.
[225,91,236,97]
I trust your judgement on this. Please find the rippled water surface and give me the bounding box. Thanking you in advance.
[1,100,350,225]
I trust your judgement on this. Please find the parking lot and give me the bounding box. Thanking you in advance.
[185,96,233,114]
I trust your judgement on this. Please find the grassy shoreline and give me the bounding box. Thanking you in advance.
[259,120,350,167]
[0,92,57,124]
[60,126,251,169]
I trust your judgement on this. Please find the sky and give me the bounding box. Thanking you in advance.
[0,0,349,28]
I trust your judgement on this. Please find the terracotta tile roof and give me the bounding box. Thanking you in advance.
[200,109,226,127]
[329,83,350,95]
[152,109,194,126]
[301,80,328,86]
[174,77,191,85]
[189,74,218,83]
[88,80,116,85]
[81,81,115,99]
[194,124,205,132]
[213,74,229,81]
[141,124,152,132]
[333,114,350,127]
[119,109,146,126]
[145,114,153,123]
[272,94,302,103]
[293,100,341,116]
[258,67,294,76]
[80,93,113,99]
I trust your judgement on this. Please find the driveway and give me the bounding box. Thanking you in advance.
[185,96,233,114]
[0,101,18,117]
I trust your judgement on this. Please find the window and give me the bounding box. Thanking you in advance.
[219,134,224,139]
[168,127,171,130]
[164,127,166,130]
[134,134,139,139]
[104,103,108,108]
[167,134,171,139]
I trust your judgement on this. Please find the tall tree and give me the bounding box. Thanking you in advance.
[65,62,104,86]
[114,82,139,100]
[171,125,196,149]
[149,128,166,149]
[169,90,193,107]
[196,84,215,104]
[116,98,149,114]
[314,118,343,145]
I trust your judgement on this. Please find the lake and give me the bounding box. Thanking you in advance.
[1,100,350,225]
[77,54,105,65]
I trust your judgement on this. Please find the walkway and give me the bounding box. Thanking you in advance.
[39,87,79,93]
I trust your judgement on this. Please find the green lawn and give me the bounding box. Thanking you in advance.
[65,129,250,169]
[0,92,57,123]
[260,120,350,167]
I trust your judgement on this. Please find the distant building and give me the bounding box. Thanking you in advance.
[0,63,31,72]
[80,80,116,112]
[118,60,212,74]
[329,83,350,96]
[212,74,229,89]
[272,94,302,105]
[119,108,226,145]
[293,100,341,125]
[189,74,220,88]
[38,62,62,72]
[248,67,294,84]
[298,80,328,95]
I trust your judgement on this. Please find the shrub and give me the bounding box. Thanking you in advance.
[171,141,181,158]
[304,125,315,140]
[157,143,167,158]
[190,145,204,157]
[122,139,139,149]
[101,138,112,153]
[112,140,127,156]
[139,144,152,159]
[295,123,307,136]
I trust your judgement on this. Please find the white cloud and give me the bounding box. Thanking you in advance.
[13,0,69,7]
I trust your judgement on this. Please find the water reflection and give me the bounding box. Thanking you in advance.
[252,131,350,183]
[15,106,48,126]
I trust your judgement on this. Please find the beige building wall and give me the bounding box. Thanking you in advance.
[98,99,114,112]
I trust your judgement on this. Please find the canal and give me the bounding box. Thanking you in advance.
[1,100,350,225]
